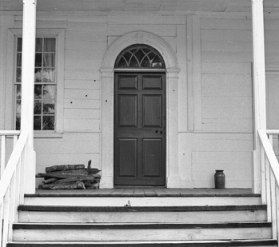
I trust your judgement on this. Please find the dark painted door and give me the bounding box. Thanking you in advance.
[114,72,166,186]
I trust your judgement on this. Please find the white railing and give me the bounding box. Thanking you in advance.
[258,129,279,241]
[0,130,29,246]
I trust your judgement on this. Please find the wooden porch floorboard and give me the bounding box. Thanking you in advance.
[31,188,258,197]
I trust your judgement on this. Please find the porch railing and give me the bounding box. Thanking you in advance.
[0,130,29,246]
[258,129,279,241]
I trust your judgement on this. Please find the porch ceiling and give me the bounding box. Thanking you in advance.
[0,0,278,13]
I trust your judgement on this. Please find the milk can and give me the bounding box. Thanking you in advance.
[214,170,225,189]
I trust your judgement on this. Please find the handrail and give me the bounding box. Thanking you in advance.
[258,130,279,184]
[0,131,28,199]
[0,131,20,136]
[258,129,279,242]
[0,130,29,246]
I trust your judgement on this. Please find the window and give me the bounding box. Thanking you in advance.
[115,44,165,69]
[15,37,57,131]
[5,29,64,135]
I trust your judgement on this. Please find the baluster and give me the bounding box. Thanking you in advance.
[8,172,17,241]
[13,135,18,148]
[19,146,26,204]
[261,145,267,204]
[270,170,277,238]
[276,185,279,241]
[14,159,21,221]
[2,186,11,247]
[266,159,272,222]
[1,135,6,179]
[0,201,3,246]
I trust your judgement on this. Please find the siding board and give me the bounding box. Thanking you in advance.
[64,99,100,109]
[65,70,98,80]
[108,24,176,37]
[65,89,100,100]
[35,140,100,154]
[64,109,100,119]
[201,18,252,30]
[202,97,252,109]
[67,22,107,32]
[64,119,100,132]
[201,30,252,42]
[202,107,252,119]
[202,63,251,74]
[201,119,252,132]
[66,30,107,42]
[108,15,185,25]
[65,80,100,90]
[202,51,252,63]
[202,41,252,52]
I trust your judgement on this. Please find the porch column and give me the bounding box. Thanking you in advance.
[21,0,37,193]
[251,0,267,193]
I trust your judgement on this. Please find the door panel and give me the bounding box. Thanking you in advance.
[118,138,137,177]
[118,75,138,90]
[114,73,166,186]
[143,95,162,127]
[142,75,162,89]
[118,95,138,127]
[143,139,162,177]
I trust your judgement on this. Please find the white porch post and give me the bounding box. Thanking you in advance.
[21,0,37,193]
[251,0,267,193]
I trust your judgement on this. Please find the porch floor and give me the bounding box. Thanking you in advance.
[31,188,258,197]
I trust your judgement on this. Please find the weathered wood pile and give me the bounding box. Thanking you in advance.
[36,160,101,190]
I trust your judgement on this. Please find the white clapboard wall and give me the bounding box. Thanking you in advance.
[1,10,279,188]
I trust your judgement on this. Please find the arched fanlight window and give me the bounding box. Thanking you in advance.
[115,44,165,69]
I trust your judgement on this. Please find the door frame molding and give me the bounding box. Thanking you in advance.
[100,31,180,188]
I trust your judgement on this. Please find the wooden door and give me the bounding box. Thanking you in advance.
[114,72,166,186]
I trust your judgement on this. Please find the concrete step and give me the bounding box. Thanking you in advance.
[18,205,267,224]
[23,194,262,207]
[12,222,272,242]
[6,240,278,247]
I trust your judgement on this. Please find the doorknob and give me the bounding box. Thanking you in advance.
[155,130,159,133]
[160,130,163,134]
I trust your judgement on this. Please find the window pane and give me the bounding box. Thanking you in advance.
[16,115,21,130]
[36,38,43,52]
[44,38,56,52]
[35,68,42,82]
[42,69,55,82]
[34,116,41,130]
[16,100,21,114]
[43,116,55,130]
[17,53,22,67]
[17,38,22,52]
[34,100,42,114]
[43,85,56,100]
[141,57,150,67]
[130,56,139,67]
[43,101,55,114]
[16,85,21,99]
[43,53,55,67]
[34,85,42,99]
[35,53,42,67]
[117,58,128,68]
[16,68,21,82]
